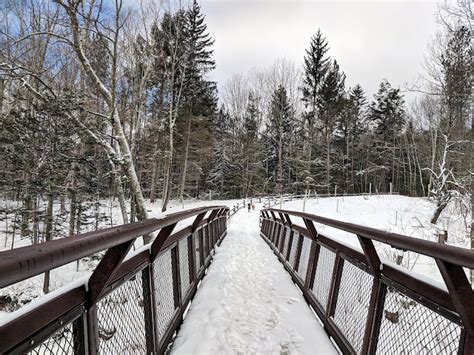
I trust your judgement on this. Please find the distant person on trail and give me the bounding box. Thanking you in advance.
[247,203,251,212]
[251,203,255,211]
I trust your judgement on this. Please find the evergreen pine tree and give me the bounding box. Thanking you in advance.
[301,29,330,192]
[317,59,346,193]
[208,106,233,198]
[368,79,406,192]
[241,93,264,197]
[183,0,217,108]
[267,85,294,194]
[334,84,367,192]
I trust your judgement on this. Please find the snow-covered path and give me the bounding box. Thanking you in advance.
[171,204,337,354]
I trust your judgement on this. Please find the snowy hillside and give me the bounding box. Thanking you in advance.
[281,195,471,283]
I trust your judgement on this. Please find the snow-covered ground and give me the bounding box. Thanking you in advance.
[171,204,337,354]
[280,195,471,284]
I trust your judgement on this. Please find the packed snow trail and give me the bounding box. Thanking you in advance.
[171,204,337,354]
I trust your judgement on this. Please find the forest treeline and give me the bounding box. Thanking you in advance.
[0,0,472,233]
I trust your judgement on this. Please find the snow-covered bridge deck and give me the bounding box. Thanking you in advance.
[171,205,336,354]
[0,203,473,354]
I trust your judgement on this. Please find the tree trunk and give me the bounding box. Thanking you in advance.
[59,195,66,215]
[21,195,32,238]
[114,171,129,225]
[470,72,473,286]
[431,201,448,224]
[69,190,76,237]
[326,128,331,195]
[149,142,160,203]
[162,121,174,213]
[43,190,54,294]
[112,108,148,221]
[178,111,192,204]
[277,125,283,195]
[32,197,39,245]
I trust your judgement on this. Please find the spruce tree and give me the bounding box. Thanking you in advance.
[335,84,367,192]
[241,93,264,197]
[318,59,346,194]
[301,29,330,192]
[208,106,233,198]
[183,0,216,107]
[368,79,406,192]
[267,85,294,194]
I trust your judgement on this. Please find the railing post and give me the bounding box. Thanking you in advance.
[86,306,99,355]
[190,212,206,282]
[188,234,196,283]
[436,260,474,333]
[357,235,383,355]
[72,311,87,355]
[204,224,210,260]
[151,223,178,259]
[459,331,474,355]
[275,224,282,252]
[303,219,319,290]
[142,265,157,354]
[285,231,294,262]
[326,253,344,317]
[171,245,182,308]
[279,225,286,253]
[198,228,204,268]
[268,221,275,243]
[366,280,387,355]
[307,242,320,290]
[294,234,304,272]
[88,241,135,305]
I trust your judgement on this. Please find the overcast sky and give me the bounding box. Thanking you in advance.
[200,0,440,101]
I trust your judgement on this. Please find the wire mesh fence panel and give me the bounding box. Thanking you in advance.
[331,261,373,354]
[179,237,191,299]
[28,323,76,355]
[288,233,299,269]
[310,246,336,310]
[296,238,312,282]
[153,250,177,343]
[97,272,146,354]
[375,287,462,355]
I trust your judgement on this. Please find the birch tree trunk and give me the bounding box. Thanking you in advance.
[162,122,174,212]
[59,0,149,223]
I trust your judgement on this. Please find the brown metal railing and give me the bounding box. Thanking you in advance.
[260,208,474,355]
[0,205,229,354]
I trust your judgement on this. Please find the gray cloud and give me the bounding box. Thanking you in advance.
[201,0,439,102]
